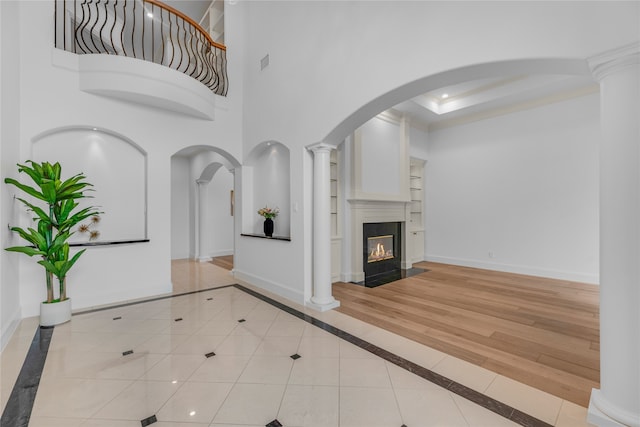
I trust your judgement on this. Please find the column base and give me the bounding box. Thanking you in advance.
[588,389,640,427]
[306,298,340,312]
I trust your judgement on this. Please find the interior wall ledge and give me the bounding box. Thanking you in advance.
[347,198,411,205]
[55,50,218,120]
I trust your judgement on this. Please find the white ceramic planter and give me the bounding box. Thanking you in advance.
[40,298,72,327]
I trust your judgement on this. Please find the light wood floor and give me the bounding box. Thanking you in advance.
[332,262,600,407]
[210,255,234,271]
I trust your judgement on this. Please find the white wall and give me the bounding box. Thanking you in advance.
[7,0,244,317]
[360,117,402,196]
[425,93,600,283]
[238,0,636,305]
[242,1,637,148]
[0,0,23,350]
[206,168,234,257]
[32,128,147,242]
[171,156,191,259]
[409,126,429,161]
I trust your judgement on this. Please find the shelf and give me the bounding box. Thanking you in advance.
[409,158,424,233]
[241,233,291,242]
[70,239,150,247]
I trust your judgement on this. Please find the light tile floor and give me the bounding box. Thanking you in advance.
[0,261,594,426]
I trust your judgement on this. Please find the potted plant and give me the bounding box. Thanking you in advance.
[4,161,101,326]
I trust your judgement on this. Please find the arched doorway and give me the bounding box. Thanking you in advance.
[170,145,241,292]
[318,58,601,407]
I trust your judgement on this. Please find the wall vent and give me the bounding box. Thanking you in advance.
[261,54,270,70]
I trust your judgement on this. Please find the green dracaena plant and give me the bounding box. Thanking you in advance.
[5,161,101,303]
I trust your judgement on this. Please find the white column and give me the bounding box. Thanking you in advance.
[196,179,212,262]
[587,42,640,427]
[307,142,340,311]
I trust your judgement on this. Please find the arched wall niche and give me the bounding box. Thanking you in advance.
[31,125,147,243]
[244,141,291,238]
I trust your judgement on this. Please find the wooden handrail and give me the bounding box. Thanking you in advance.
[144,0,226,51]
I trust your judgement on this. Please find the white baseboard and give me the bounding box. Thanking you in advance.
[208,249,234,258]
[1,306,22,353]
[233,269,305,305]
[21,282,173,318]
[340,271,364,283]
[425,255,599,284]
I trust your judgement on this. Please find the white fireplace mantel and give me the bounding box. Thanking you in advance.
[347,198,412,283]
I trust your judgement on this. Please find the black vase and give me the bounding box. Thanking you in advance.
[263,218,274,237]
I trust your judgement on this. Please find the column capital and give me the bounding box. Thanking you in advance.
[196,178,209,185]
[588,42,640,82]
[306,142,337,154]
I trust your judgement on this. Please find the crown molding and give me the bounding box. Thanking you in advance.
[588,42,640,81]
[428,83,598,132]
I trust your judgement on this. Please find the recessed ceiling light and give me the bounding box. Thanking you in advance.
[189,411,196,417]
[441,93,449,99]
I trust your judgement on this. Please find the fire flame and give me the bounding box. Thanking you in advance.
[371,243,385,258]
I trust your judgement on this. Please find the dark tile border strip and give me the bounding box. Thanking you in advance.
[232,284,553,427]
[0,326,54,427]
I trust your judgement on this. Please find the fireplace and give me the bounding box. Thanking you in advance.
[363,222,402,287]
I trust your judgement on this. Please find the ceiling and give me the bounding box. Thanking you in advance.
[391,74,598,130]
[162,0,212,22]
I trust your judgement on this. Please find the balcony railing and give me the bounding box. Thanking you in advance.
[54,0,228,96]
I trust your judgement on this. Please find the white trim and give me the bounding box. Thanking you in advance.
[306,299,340,312]
[0,307,22,353]
[425,254,599,285]
[233,269,305,305]
[588,389,640,427]
[21,282,173,318]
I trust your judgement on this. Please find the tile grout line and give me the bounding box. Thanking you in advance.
[1,285,236,427]
[232,283,554,427]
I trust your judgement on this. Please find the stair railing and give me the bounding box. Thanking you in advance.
[54,0,228,96]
